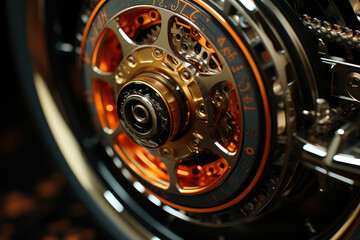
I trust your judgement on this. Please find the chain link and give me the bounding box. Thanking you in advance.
[301,14,360,50]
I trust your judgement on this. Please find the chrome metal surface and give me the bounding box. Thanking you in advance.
[19,0,360,238]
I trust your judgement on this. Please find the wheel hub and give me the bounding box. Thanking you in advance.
[117,72,183,148]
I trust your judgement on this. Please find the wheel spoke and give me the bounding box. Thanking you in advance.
[107,18,137,57]
[209,141,239,167]
[196,121,239,167]
[155,155,180,194]
[194,64,234,94]
[152,9,174,54]
[105,123,124,142]
[165,160,179,194]
[91,66,117,86]
[192,70,227,128]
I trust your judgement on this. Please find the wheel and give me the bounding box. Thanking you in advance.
[6,0,360,239]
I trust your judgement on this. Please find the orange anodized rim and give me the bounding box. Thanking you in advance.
[149,0,272,213]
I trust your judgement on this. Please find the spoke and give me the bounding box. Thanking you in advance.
[210,142,239,167]
[91,66,116,86]
[194,65,234,102]
[104,123,124,142]
[196,121,239,167]
[158,156,180,194]
[107,18,137,57]
[152,9,174,54]
[90,66,119,104]
[192,69,230,127]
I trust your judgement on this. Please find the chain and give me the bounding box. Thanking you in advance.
[301,14,360,50]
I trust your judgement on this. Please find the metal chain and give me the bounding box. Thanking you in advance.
[301,14,360,50]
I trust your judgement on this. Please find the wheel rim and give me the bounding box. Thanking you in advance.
[19,0,360,238]
[81,2,275,214]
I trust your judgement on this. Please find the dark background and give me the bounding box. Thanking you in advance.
[0,3,109,240]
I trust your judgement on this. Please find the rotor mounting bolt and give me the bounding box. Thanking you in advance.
[181,69,191,80]
[163,148,170,156]
[198,103,206,117]
[192,138,200,148]
[181,43,188,50]
[200,105,206,114]
[127,55,136,65]
[116,72,125,84]
[153,48,163,58]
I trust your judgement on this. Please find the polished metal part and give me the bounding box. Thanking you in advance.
[121,93,159,137]
[302,14,360,50]
[296,122,360,185]
[322,57,360,102]
[303,98,339,133]
[299,14,360,186]
[132,104,149,124]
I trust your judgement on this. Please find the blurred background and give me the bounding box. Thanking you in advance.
[0,3,109,240]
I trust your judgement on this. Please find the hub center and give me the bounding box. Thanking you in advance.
[117,72,182,148]
[132,104,149,124]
